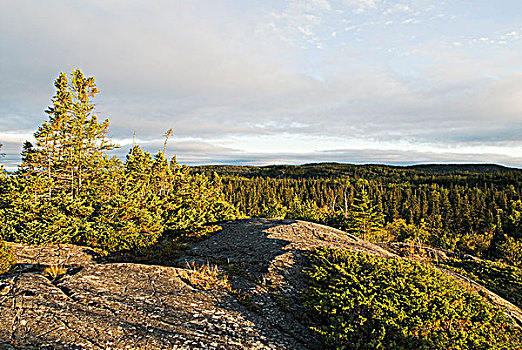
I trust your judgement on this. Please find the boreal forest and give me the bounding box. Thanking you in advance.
[0,70,521,349]
[192,162,522,265]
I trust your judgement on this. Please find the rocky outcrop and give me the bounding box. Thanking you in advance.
[2,262,304,349]
[179,219,396,349]
[0,219,393,349]
[1,219,519,349]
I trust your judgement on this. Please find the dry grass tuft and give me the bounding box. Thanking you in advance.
[43,264,67,281]
[179,261,230,291]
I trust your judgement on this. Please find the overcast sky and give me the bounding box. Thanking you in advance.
[1,0,521,169]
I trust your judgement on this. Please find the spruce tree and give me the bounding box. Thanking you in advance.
[23,69,116,199]
[2,69,239,252]
[349,185,384,240]
[3,69,118,245]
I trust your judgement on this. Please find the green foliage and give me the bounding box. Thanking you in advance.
[382,218,431,244]
[195,165,521,263]
[504,200,522,239]
[303,247,521,349]
[2,177,93,245]
[0,238,15,274]
[192,163,518,180]
[0,69,238,253]
[286,196,325,222]
[347,184,384,240]
[496,200,522,265]
[457,230,495,258]
[497,236,522,267]
[259,198,288,219]
[3,145,237,253]
[437,258,522,309]
[163,170,237,232]
[24,69,116,199]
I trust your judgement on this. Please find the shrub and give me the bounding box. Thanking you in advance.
[437,258,522,309]
[0,238,15,274]
[383,218,431,244]
[303,247,521,349]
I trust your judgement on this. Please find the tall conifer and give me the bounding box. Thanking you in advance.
[23,69,116,199]
[350,185,384,240]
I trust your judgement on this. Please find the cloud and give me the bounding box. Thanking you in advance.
[0,0,521,168]
[383,4,413,16]
[1,1,308,97]
[0,137,31,170]
[174,146,522,168]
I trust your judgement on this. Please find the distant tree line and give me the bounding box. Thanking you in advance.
[194,165,522,265]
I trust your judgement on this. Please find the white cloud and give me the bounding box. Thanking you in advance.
[401,18,421,24]
[308,0,332,11]
[1,0,521,168]
[383,3,412,15]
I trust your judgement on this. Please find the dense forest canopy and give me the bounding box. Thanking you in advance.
[193,164,522,265]
[191,163,521,187]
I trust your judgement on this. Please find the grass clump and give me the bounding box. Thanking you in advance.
[43,264,67,281]
[0,238,15,274]
[303,247,521,350]
[179,261,230,291]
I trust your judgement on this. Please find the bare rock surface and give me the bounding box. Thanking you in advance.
[8,243,100,267]
[179,219,395,349]
[1,218,391,349]
[1,263,300,349]
[2,218,518,349]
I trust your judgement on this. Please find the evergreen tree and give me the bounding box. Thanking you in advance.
[18,141,39,176]
[349,184,384,240]
[1,69,238,252]
[22,69,116,199]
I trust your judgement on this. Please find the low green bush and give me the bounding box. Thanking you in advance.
[0,238,15,274]
[1,153,238,254]
[304,247,521,349]
[437,258,522,309]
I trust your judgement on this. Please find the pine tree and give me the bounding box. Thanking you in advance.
[18,141,39,176]
[22,69,116,199]
[349,185,384,240]
[3,69,119,246]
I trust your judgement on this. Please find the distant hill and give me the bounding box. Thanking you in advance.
[405,163,517,173]
[191,162,520,180]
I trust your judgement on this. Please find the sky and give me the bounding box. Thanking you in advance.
[1,0,521,169]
